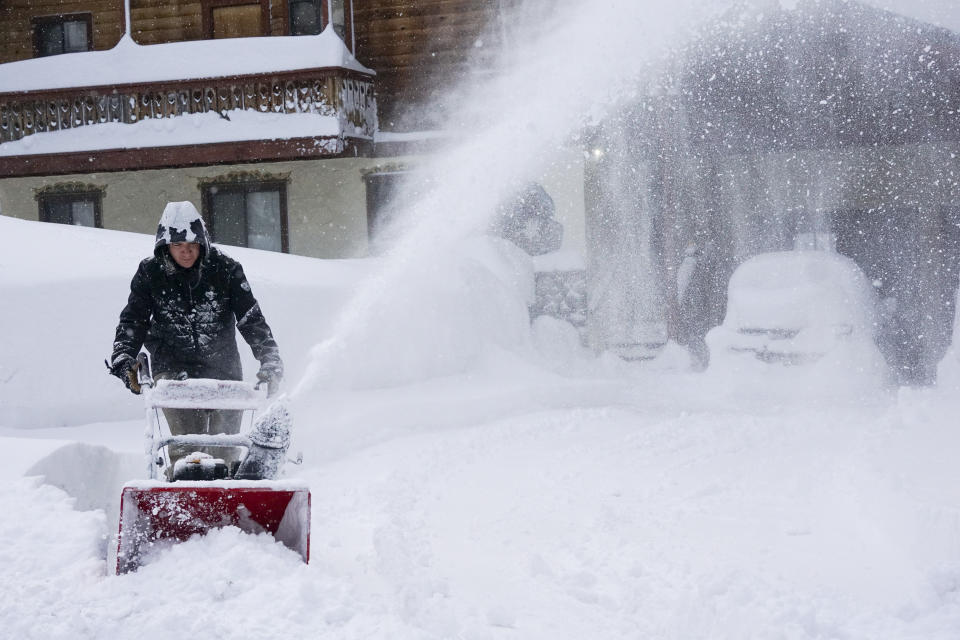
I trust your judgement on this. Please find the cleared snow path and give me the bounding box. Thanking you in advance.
[3,379,960,640]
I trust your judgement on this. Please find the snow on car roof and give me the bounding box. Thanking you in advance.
[724,250,877,331]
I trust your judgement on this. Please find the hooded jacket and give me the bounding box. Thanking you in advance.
[111,202,282,381]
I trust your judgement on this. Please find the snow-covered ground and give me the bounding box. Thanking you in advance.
[3,215,960,639]
[4,0,960,636]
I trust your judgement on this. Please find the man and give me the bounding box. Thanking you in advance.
[107,201,283,471]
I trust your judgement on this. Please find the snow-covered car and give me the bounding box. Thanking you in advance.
[706,251,880,367]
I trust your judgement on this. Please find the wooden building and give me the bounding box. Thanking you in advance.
[0,1,572,259]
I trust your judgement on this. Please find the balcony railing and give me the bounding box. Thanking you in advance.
[0,67,376,145]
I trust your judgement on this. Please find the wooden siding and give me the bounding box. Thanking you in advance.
[129,1,204,44]
[0,0,509,133]
[0,0,125,62]
[132,1,287,44]
[0,1,292,56]
[354,0,502,130]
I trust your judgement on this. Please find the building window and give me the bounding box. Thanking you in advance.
[33,14,92,58]
[288,0,353,49]
[202,1,270,39]
[289,0,321,35]
[364,171,407,252]
[202,180,288,253]
[37,189,102,227]
[329,0,349,42]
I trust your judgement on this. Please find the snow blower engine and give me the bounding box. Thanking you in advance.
[115,354,310,574]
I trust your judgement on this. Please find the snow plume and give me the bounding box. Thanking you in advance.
[293,0,728,398]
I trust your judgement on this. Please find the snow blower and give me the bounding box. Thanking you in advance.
[115,354,310,574]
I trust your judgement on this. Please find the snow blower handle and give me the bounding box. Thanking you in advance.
[255,366,280,398]
[135,352,154,390]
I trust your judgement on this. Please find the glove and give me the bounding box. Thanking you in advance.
[256,361,282,398]
[106,354,141,395]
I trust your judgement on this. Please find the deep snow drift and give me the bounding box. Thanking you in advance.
[3,212,960,639]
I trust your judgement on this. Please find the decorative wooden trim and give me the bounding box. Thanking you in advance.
[34,181,106,198]
[31,13,94,58]
[0,137,374,178]
[0,66,374,102]
[0,69,377,145]
[359,162,411,177]
[197,169,292,187]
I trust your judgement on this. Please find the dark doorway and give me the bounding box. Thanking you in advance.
[833,206,944,384]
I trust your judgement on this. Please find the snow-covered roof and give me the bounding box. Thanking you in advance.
[0,26,373,95]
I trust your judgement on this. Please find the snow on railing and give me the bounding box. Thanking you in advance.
[147,378,262,410]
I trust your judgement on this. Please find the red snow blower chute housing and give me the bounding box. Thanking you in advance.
[115,356,310,574]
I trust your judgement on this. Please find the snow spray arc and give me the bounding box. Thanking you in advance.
[290,0,729,399]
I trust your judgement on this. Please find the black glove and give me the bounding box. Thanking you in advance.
[256,361,282,398]
[106,354,141,395]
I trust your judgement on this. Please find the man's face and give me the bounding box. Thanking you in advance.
[169,242,201,268]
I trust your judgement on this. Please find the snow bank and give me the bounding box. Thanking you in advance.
[0,214,368,428]
[0,215,543,428]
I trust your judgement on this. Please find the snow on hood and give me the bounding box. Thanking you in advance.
[154,201,210,257]
[0,27,373,95]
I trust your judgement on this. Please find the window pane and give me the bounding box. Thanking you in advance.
[63,20,88,52]
[290,0,320,35]
[330,0,346,39]
[211,190,246,247]
[43,199,72,224]
[71,200,96,226]
[36,23,63,56]
[246,190,282,252]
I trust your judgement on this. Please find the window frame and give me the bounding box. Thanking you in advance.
[201,0,272,39]
[32,13,93,58]
[37,189,103,228]
[201,179,290,253]
[288,0,324,36]
[286,0,353,51]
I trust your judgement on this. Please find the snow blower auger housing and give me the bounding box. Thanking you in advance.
[115,356,309,574]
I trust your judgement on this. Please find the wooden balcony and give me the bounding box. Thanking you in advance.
[0,66,376,144]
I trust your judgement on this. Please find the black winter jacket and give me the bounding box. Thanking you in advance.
[111,247,282,381]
